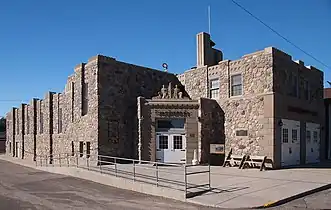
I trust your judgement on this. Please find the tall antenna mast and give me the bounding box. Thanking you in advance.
[208,5,211,35]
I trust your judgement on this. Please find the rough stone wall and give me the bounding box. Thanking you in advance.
[199,98,225,164]
[98,56,183,158]
[23,103,34,161]
[179,47,274,159]
[14,105,25,159]
[5,109,15,156]
[59,59,98,161]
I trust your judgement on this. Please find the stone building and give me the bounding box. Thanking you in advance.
[5,32,325,168]
[324,88,331,160]
[178,32,324,168]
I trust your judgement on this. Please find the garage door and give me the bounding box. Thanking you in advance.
[281,119,300,167]
[306,123,320,164]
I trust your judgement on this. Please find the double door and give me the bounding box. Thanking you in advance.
[281,119,300,167]
[156,133,186,164]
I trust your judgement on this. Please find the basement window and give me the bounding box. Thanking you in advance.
[79,141,83,157]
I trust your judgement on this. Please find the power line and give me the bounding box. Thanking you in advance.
[230,0,331,70]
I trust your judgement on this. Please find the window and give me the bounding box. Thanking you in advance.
[282,128,288,143]
[209,78,219,99]
[158,136,168,149]
[157,119,185,129]
[79,141,84,157]
[313,131,318,142]
[231,74,242,96]
[289,73,298,97]
[306,130,311,143]
[58,108,62,133]
[86,142,90,158]
[72,82,75,122]
[40,112,43,134]
[82,82,88,116]
[71,141,74,156]
[292,129,298,142]
[17,114,19,134]
[26,110,29,134]
[173,136,183,150]
[304,80,309,100]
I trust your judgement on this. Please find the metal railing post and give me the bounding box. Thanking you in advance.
[184,165,187,199]
[208,164,211,190]
[59,154,61,167]
[156,162,159,187]
[133,160,135,181]
[99,158,102,174]
[67,154,69,167]
[76,153,78,168]
[114,157,117,177]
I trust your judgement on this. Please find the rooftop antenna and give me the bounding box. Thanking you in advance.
[208,5,211,35]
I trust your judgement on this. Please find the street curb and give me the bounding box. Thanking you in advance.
[253,183,331,209]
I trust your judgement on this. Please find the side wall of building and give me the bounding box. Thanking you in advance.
[97,56,183,159]
[273,49,324,167]
[5,109,15,156]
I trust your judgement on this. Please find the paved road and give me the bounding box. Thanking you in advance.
[271,188,331,210]
[1,159,331,210]
[0,159,217,210]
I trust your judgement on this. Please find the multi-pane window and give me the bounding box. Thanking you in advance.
[306,130,311,143]
[292,129,298,143]
[173,136,183,150]
[86,142,90,158]
[303,80,309,100]
[231,74,242,96]
[79,141,84,157]
[82,82,88,116]
[313,131,318,142]
[58,108,62,133]
[209,78,219,99]
[282,128,289,143]
[158,136,168,149]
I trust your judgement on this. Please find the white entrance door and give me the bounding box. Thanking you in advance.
[281,119,300,167]
[306,123,320,164]
[156,133,186,163]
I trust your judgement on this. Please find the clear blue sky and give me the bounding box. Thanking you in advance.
[0,0,330,116]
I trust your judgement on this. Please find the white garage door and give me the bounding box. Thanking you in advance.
[281,119,300,167]
[306,123,320,164]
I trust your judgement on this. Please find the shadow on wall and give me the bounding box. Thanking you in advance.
[200,98,225,166]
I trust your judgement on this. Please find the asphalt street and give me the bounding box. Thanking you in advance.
[0,159,330,210]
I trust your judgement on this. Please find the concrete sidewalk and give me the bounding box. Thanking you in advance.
[189,165,331,208]
[2,155,331,209]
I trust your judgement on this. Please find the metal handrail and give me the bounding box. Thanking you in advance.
[29,150,211,199]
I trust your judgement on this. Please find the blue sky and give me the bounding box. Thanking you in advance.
[0,0,330,116]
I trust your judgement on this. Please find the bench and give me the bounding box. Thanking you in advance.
[242,155,267,171]
[223,149,246,169]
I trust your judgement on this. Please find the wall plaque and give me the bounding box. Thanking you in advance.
[236,130,248,136]
[155,110,191,117]
[210,144,225,154]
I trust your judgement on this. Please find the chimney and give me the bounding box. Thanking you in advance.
[196,32,223,67]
